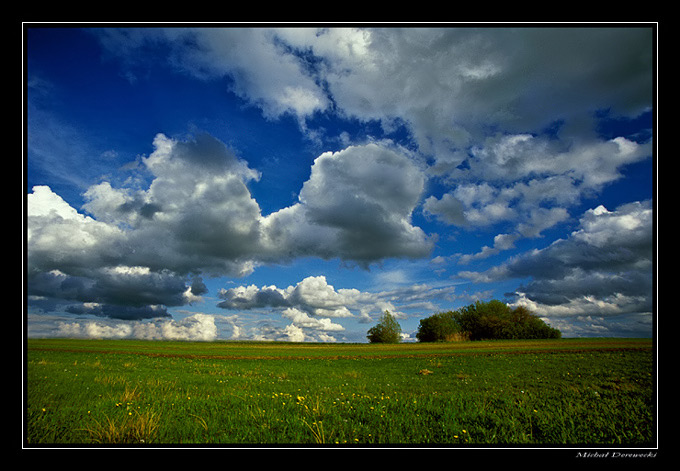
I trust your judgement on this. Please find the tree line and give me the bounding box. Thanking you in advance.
[367,300,561,343]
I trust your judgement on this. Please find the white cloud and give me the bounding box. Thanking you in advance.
[218,275,357,318]
[55,313,218,341]
[458,233,521,264]
[510,291,650,319]
[424,134,649,240]
[95,28,329,123]
[282,308,344,331]
[215,274,480,341]
[218,274,465,328]
[27,185,126,274]
[287,277,356,318]
[462,134,650,189]
[532,311,652,338]
[280,324,307,342]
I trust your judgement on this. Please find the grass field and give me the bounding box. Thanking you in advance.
[25,338,655,446]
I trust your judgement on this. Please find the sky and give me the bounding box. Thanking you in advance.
[24,25,656,342]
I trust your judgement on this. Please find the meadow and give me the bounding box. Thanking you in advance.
[25,338,655,447]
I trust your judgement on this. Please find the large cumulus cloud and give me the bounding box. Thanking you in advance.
[27,132,433,321]
[262,143,432,264]
[82,132,264,277]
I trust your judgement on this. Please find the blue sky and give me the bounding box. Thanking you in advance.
[25,25,655,342]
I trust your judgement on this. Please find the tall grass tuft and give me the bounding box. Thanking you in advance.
[82,410,160,444]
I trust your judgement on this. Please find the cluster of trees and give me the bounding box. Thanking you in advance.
[416,300,561,342]
[367,300,561,343]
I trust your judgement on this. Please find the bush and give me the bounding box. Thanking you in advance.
[367,311,402,343]
[417,300,561,342]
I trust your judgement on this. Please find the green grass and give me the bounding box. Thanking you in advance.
[25,338,655,446]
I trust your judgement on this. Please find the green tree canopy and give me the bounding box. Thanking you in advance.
[367,311,402,343]
[415,310,463,342]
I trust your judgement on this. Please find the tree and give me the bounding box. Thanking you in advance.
[367,311,402,343]
[415,311,463,342]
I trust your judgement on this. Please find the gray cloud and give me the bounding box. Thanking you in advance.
[28,267,188,309]
[64,303,170,321]
[262,143,433,264]
[459,200,653,318]
[93,27,653,155]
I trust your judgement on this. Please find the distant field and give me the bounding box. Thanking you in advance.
[25,338,655,446]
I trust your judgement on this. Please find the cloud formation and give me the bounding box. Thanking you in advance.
[91,27,652,263]
[424,135,651,259]
[27,133,433,321]
[27,27,654,339]
[93,27,652,147]
[262,143,432,264]
[218,275,363,318]
[459,200,653,319]
[55,313,218,341]
[215,273,497,341]
[218,274,476,324]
